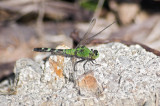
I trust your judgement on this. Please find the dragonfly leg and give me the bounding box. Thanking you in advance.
[74,59,85,72]
[91,60,95,64]
[83,60,98,70]
[91,60,101,66]
[83,60,89,70]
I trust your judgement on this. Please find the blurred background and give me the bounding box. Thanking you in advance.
[0,0,160,81]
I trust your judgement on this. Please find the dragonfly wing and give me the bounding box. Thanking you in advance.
[85,21,116,44]
[75,18,96,48]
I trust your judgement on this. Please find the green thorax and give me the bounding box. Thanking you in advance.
[65,46,99,60]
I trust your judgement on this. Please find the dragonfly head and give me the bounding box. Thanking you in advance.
[91,49,99,59]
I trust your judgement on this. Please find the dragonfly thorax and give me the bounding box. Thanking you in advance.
[75,46,99,60]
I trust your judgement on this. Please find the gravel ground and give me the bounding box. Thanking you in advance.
[0,42,159,106]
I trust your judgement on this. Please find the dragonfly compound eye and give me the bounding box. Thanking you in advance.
[93,50,98,55]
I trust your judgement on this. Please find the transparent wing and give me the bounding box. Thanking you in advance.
[76,18,96,48]
[84,21,116,45]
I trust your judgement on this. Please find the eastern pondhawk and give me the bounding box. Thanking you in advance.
[34,18,115,71]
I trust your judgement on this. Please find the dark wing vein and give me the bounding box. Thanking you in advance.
[75,18,96,48]
[85,21,116,44]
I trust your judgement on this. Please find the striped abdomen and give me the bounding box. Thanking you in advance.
[33,48,76,57]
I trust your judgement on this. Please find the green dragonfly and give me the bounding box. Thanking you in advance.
[34,18,115,71]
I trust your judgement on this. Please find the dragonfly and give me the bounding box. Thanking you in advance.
[33,18,115,71]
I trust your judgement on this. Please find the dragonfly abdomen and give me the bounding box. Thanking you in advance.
[33,48,76,57]
[34,48,57,52]
[65,49,76,56]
